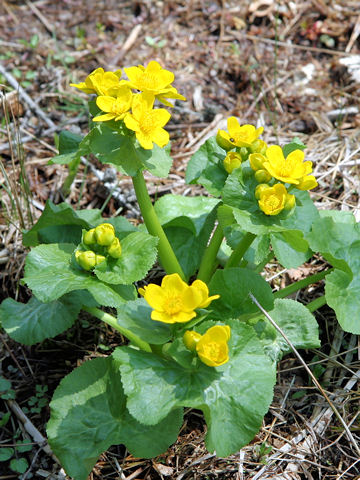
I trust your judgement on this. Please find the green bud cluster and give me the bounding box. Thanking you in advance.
[75,223,122,271]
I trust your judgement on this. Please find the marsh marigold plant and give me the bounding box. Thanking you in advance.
[6,61,354,480]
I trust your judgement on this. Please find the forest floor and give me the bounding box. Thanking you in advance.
[1,1,360,479]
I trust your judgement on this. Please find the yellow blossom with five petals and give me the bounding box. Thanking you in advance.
[263,146,312,185]
[217,117,264,150]
[138,274,219,324]
[124,93,171,149]
[258,183,288,216]
[70,68,122,96]
[93,86,133,122]
[123,61,186,105]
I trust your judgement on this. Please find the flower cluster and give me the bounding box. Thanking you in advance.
[75,223,121,271]
[216,117,318,216]
[183,325,231,367]
[138,273,219,324]
[71,61,185,150]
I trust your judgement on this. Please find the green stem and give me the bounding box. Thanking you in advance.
[132,170,185,279]
[306,295,327,313]
[224,232,256,269]
[274,269,333,299]
[83,306,152,352]
[197,223,224,283]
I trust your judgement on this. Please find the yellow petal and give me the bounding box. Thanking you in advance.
[151,310,176,324]
[266,145,284,164]
[124,113,140,132]
[143,284,166,310]
[93,113,116,122]
[227,116,241,134]
[152,127,169,148]
[96,96,115,113]
[161,273,187,293]
[136,132,154,150]
[286,149,305,164]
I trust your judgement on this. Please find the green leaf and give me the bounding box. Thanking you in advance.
[137,143,173,178]
[114,320,275,457]
[155,194,220,235]
[49,130,88,165]
[47,357,183,480]
[0,292,85,345]
[325,269,360,334]
[253,299,320,362]
[154,194,220,278]
[86,124,143,176]
[185,136,227,196]
[22,201,102,247]
[94,232,158,284]
[0,412,11,427]
[208,267,274,317]
[319,209,356,224]
[117,298,172,344]
[0,377,15,400]
[306,216,360,274]
[23,243,135,307]
[222,167,319,235]
[0,447,13,461]
[10,458,28,474]
[270,231,312,268]
[282,137,306,158]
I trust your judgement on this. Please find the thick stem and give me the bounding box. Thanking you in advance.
[306,295,327,313]
[132,170,185,279]
[224,232,256,269]
[83,306,152,352]
[197,223,224,283]
[274,269,333,300]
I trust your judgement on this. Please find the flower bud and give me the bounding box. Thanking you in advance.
[249,153,266,171]
[76,250,97,271]
[94,223,115,246]
[223,152,242,174]
[249,139,267,155]
[107,237,122,258]
[255,169,272,183]
[83,228,96,245]
[95,254,106,265]
[183,330,202,352]
[284,193,296,210]
[255,183,270,200]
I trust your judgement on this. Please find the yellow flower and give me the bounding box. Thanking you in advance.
[93,86,133,122]
[258,183,288,216]
[223,152,242,174]
[124,93,171,149]
[263,146,312,185]
[138,274,219,324]
[217,117,264,150]
[196,325,231,367]
[123,61,186,106]
[183,330,202,351]
[94,223,115,246]
[70,68,122,96]
[296,174,318,191]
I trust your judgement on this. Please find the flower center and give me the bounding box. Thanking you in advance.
[266,195,281,211]
[136,73,160,91]
[203,342,222,359]
[163,294,182,315]
[140,111,156,134]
